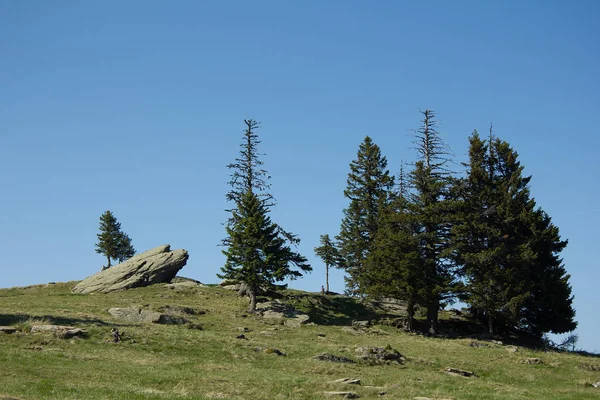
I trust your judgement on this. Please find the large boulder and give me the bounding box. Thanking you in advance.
[72,245,189,294]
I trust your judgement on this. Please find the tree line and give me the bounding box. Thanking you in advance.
[95,113,576,343]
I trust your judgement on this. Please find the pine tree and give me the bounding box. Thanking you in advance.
[408,110,456,334]
[314,234,343,293]
[337,136,393,295]
[95,211,135,270]
[220,119,311,311]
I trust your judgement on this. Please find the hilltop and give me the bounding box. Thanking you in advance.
[0,281,598,399]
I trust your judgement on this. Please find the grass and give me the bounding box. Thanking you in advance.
[0,281,599,399]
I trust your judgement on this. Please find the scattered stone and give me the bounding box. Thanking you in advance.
[469,341,489,348]
[257,301,310,326]
[491,340,503,345]
[355,346,405,365]
[505,345,518,353]
[264,347,286,356]
[313,353,356,364]
[317,333,327,337]
[236,334,248,340]
[445,368,477,378]
[0,326,17,334]
[238,327,251,333]
[157,305,205,316]
[580,363,600,371]
[323,391,360,399]
[218,279,239,287]
[108,307,162,323]
[352,320,371,329]
[331,378,361,385]
[523,358,543,365]
[73,245,189,294]
[414,398,454,400]
[592,382,600,388]
[107,307,188,325]
[30,325,87,338]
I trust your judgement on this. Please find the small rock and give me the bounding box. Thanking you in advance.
[355,346,405,365]
[313,353,356,364]
[31,325,74,333]
[505,345,518,353]
[108,307,162,323]
[592,382,600,388]
[264,347,286,356]
[238,327,251,333]
[523,358,542,365]
[469,341,489,348]
[317,333,326,337]
[445,367,477,378]
[323,392,360,399]
[0,326,17,334]
[236,334,247,340]
[491,340,503,345]
[331,378,361,385]
[352,320,371,329]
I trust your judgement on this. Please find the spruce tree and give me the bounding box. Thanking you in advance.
[453,129,576,338]
[337,136,393,295]
[220,119,311,311]
[220,191,310,312]
[367,164,424,330]
[314,234,343,293]
[408,110,456,334]
[95,211,135,269]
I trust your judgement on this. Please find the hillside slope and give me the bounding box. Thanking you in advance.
[0,282,598,399]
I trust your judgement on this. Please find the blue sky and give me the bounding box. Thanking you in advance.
[1,1,598,351]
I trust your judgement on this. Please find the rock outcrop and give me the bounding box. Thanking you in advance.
[72,245,188,294]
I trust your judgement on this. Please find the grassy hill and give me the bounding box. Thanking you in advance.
[0,281,598,400]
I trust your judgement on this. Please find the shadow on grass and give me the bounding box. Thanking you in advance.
[286,294,378,326]
[0,313,113,327]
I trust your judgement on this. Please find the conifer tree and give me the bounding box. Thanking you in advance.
[367,164,424,330]
[220,191,310,312]
[409,110,456,334]
[337,136,393,295]
[220,119,311,311]
[314,234,343,293]
[95,211,135,269]
[453,129,576,338]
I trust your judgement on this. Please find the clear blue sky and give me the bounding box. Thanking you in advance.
[1,1,598,351]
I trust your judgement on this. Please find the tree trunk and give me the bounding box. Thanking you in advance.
[427,299,439,335]
[326,264,330,293]
[407,296,415,332]
[248,290,257,313]
[488,312,494,336]
[106,256,111,269]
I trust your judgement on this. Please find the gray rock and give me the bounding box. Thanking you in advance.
[470,341,489,348]
[323,392,360,399]
[30,325,87,338]
[313,353,356,364]
[108,307,163,323]
[355,346,405,365]
[505,345,519,353]
[73,245,189,294]
[523,358,543,364]
[330,378,361,385]
[592,382,600,388]
[352,320,371,329]
[0,326,17,334]
[445,367,477,378]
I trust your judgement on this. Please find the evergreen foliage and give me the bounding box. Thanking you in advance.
[408,110,457,334]
[367,164,424,330]
[313,234,343,293]
[220,119,311,312]
[220,191,310,312]
[452,129,576,338]
[337,136,393,295]
[95,211,136,269]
